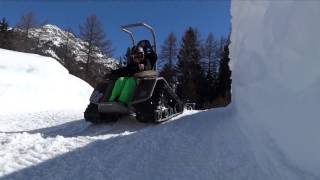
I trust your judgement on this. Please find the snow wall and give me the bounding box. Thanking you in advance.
[231,0,320,176]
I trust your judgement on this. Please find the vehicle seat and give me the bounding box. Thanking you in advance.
[134,70,158,78]
[136,40,157,70]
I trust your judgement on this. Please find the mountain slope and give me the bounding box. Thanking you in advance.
[28,24,116,66]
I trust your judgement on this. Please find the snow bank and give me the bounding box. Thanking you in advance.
[0,49,93,113]
[231,0,320,176]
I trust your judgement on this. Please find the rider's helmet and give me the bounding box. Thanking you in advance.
[131,46,145,63]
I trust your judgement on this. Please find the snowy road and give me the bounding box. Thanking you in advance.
[0,108,317,180]
[0,110,151,178]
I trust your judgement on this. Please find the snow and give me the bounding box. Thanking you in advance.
[2,107,316,180]
[230,0,320,177]
[1,1,320,178]
[29,24,68,48]
[0,49,92,113]
[0,49,207,179]
[0,107,201,178]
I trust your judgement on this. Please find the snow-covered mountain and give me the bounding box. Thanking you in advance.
[28,24,116,66]
[17,24,118,87]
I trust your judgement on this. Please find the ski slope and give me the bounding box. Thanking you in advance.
[1,0,320,178]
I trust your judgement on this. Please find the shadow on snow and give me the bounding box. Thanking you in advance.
[27,116,152,138]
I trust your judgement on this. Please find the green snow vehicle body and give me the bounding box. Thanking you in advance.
[84,72,183,123]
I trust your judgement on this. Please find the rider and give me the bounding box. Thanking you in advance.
[108,40,157,105]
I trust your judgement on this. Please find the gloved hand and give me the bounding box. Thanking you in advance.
[138,64,145,71]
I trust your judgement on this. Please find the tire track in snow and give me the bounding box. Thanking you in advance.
[0,110,199,177]
[0,131,130,177]
[0,110,84,132]
[0,118,149,177]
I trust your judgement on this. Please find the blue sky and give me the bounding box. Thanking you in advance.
[0,1,231,58]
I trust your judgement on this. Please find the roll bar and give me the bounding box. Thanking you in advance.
[120,22,157,53]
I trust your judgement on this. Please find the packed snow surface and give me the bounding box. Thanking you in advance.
[1,107,317,180]
[2,1,320,177]
[0,49,92,113]
[231,0,320,177]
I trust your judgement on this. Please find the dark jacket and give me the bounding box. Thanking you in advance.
[109,41,157,78]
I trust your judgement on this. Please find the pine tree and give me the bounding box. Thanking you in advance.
[159,32,178,85]
[216,36,228,60]
[62,27,75,70]
[15,12,38,52]
[217,45,232,99]
[201,33,220,104]
[159,32,177,67]
[35,26,44,53]
[79,14,113,74]
[0,17,12,49]
[160,64,175,84]
[16,12,37,37]
[201,33,215,74]
[0,17,9,32]
[176,27,206,108]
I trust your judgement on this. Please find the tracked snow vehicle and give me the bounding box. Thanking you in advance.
[84,23,184,123]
